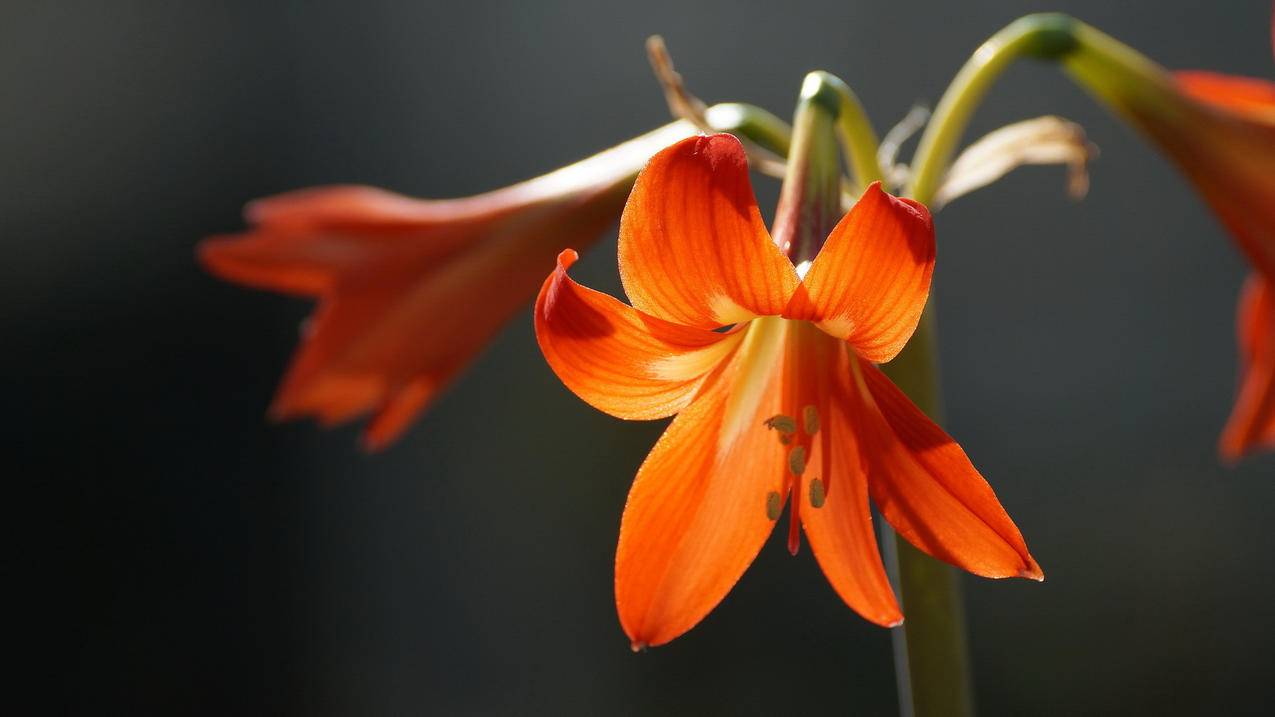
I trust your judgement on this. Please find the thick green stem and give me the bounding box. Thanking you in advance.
[772,72,866,262]
[712,74,881,192]
[886,14,1081,716]
[880,310,972,717]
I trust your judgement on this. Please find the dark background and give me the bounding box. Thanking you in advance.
[10,0,1273,714]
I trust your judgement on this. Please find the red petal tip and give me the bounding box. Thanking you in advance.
[629,641,648,653]
[556,248,580,270]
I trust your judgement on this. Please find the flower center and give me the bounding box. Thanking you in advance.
[763,320,834,555]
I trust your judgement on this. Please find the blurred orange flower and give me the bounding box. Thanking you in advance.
[1220,274,1275,460]
[535,135,1040,649]
[199,124,691,449]
[1068,12,1275,459]
[1171,58,1275,460]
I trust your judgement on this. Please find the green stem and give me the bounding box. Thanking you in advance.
[771,72,849,263]
[880,310,972,717]
[816,72,885,190]
[705,102,794,155]
[1056,22,1193,126]
[887,14,1081,716]
[906,13,1079,203]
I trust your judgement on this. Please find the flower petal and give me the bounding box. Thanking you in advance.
[1175,71,1275,123]
[618,134,799,329]
[801,348,902,626]
[616,320,789,648]
[845,356,1042,580]
[199,186,502,297]
[785,183,935,364]
[535,250,744,420]
[254,199,610,448]
[1220,274,1275,461]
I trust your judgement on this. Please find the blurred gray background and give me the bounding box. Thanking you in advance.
[9,0,1273,714]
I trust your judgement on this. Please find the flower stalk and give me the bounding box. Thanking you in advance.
[773,72,849,264]
[907,13,1079,203]
[885,14,1080,715]
[879,310,972,717]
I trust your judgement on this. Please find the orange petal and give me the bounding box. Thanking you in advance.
[362,377,445,451]
[618,134,799,329]
[616,321,789,648]
[1220,274,1275,461]
[801,347,902,626]
[199,186,502,297]
[535,250,744,420]
[785,183,935,363]
[845,356,1042,580]
[256,203,613,449]
[1175,71,1275,123]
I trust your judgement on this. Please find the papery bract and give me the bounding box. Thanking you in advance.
[536,135,1040,648]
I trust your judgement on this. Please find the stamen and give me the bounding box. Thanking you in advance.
[764,414,797,435]
[788,446,807,476]
[765,491,783,521]
[802,405,820,436]
[809,477,826,508]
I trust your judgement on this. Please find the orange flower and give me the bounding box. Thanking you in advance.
[1220,274,1275,460]
[199,124,692,450]
[535,135,1040,648]
[1063,13,1275,459]
[1172,43,1275,461]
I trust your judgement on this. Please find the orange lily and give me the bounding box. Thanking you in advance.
[1061,12,1275,459]
[1173,32,1275,461]
[1221,274,1275,459]
[199,123,694,450]
[535,134,1040,648]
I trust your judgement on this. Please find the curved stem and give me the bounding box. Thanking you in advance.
[771,73,846,263]
[887,14,1080,717]
[907,13,1079,205]
[812,71,885,190]
[705,102,794,155]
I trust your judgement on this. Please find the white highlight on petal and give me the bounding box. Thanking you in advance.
[707,293,756,326]
[816,316,855,342]
[646,330,745,381]
[717,316,787,459]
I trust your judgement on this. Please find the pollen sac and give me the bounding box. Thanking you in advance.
[764,414,797,436]
[765,491,783,521]
[809,478,826,508]
[788,446,807,476]
[802,405,820,436]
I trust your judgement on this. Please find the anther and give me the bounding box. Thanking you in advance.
[765,491,783,520]
[809,478,826,508]
[802,405,820,436]
[788,446,807,476]
[764,414,797,435]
